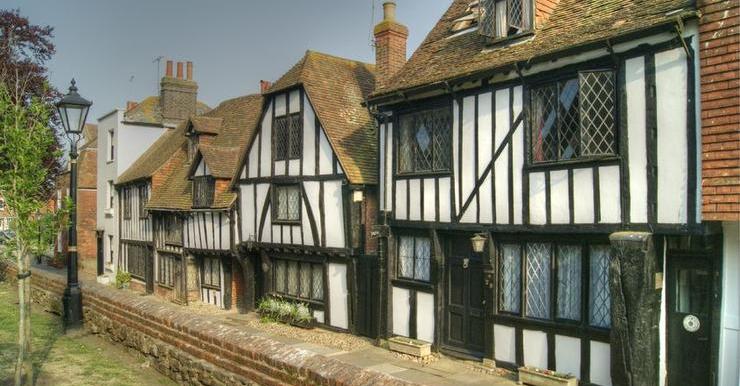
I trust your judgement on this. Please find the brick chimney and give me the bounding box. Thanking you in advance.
[126,101,138,111]
[374,1,408,89]
[160,60,198,126]
[260,80,272,94]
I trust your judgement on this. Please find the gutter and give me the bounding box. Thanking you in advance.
[367,11,699,106]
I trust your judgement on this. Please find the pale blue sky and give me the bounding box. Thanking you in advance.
[5,0,450,120]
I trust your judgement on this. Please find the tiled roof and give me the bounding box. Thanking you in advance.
[146,94,263,210]
[191,116,223,134]
[116,124,187,185]
[372,0,696,97]
[266,51,378,185]
[124,96,211,125]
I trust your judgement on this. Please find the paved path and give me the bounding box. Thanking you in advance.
[38,264,518,386]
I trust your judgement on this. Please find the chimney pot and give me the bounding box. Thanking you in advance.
[382,1,396,22]
[186,61,193,81]
[165,60,173,77]
[176,62,184,79]
[260,80,272,94]
[126,101,138,111]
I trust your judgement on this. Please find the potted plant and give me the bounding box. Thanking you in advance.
[518,366,577,386]
[289,303,316,329]
[388,336,432,357]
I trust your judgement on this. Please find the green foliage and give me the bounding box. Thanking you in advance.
[115,270,131,289]
[0,83,67,259]
[256,296,314,325]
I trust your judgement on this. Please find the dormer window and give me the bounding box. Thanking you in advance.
[192,157,214,208]
[479,0,533,40]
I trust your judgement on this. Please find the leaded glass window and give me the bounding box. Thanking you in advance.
[272,258,323,302]
[478,0,532,39]
[557,245,581,320]
[500,244,521,313]
[589,245,611,328]
[526,243,551,319]
[201,257,221,288]
[273,113,302,161]
[531,70,616,163]
[397,236,431,282]
[398,107,452,173]
[273,185,300,223]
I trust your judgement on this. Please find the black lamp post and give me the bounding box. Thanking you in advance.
[56,79,92,330]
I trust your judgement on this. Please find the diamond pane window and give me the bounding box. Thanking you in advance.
[299,262,311,298]
[312,264,324,300]
[274,116,289,161]
[478,0,532,38]
[287,261,299,296]
[589,245,611,328]
[398,236,431,282]
[275,260,286,293]
[398,107,451,173]
[288,113,302,159]
[530,70,617,163]
[274,185,300,222]
[526,243,552,319]
[580,71,617,156]
[500,244,521,313]
[557,245,582,320]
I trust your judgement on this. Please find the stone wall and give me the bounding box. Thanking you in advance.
[2,264,414,386]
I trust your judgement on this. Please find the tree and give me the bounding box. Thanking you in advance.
[0,9,62,198]
[0,80,66,385]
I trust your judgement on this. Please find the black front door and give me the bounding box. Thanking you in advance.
[667,255,714,385]
[445,254,485,356]
[96,232,104,276]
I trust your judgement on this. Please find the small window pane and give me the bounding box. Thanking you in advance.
[289,114,302,159]
[287,187,300,220]
[275,260,286,293]
[299,263,311,299]
[312,264,324,300]
[557,245,582,320]
[558,78,580,160]
[398,236,414,279]
[531,84,558,162]
[274,116,289,160]
[287,261,299,296]
[676,269,710,314]
[589,245,611,328]
[580,71,617,156]
[398,107,451,173]
[500,244,521,313]
[275,185,300,222]
[526,243,552,319]
[414,237,431,281]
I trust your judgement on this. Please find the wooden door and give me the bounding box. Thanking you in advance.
[174,256,185,304]
[445,255,485,356]
[96,232,104,276]
[667,256,714,385]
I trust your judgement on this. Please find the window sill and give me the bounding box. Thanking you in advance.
[391,278,434,292]
[395,171,452,179]
[201,284,221,290]
[105,208,114,217]
[157,282,174,290]
[269,292,324,306]
[272,219,302,226]
[526,155,620,171]
[483,30,534,49]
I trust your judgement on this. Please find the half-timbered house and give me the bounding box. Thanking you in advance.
[234,51,379,335]
[368,1,709,385]
[145,94,263,308]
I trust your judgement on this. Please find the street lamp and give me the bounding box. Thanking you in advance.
[470,233,487,254]
[56,79,92,330]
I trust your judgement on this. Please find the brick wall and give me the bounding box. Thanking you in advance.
[374,13,408,89]
[2,264,414,386]
[77,189,98,276]
[232,258,242,309]
[699,0,740,221]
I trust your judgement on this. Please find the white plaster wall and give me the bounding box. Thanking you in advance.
[494,324,516,363]
[117,122,165,178]
[416,292,435,343]
[590,341,612,386]
[328,263,349,330]
[719,221,740,386]
[393,287,411,337]
[523,329,548,369]
[96,111,120,273]
[555,335,580,378]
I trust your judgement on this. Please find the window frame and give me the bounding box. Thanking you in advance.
[122,188,132,220]
[271,257,325,304]
[496,238,611,331]
[395,235,433,283]
[138,185,148,219]
[527,67,619,166]
[124,242,148,280]
[272,112,302,161]
[107,180,114,210]
[271,184,302,224]
[395,102,454,176]
[157,253,176,288]
[107,129,115,162]
[479,0,535,43]
[200,256,221,290]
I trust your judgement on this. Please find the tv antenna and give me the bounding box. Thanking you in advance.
[153,56,164,94]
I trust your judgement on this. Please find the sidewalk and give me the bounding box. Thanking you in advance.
[29,264,518,386]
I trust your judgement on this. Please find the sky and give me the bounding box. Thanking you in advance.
[5,0,451,121]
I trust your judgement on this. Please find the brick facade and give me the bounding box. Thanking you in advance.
[699,0,740,221]
[160,62,198,126]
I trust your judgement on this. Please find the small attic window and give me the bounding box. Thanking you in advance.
[478,0,533,40]
[188,134,198,163]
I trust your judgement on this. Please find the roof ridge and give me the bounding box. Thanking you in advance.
[305,50,376,68]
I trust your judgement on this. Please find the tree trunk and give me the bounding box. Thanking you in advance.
[14,244,33,386]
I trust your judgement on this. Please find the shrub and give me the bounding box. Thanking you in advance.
[115,270,131,289]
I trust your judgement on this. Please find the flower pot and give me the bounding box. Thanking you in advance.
[518,367,578,386]
[388,336,432,357]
